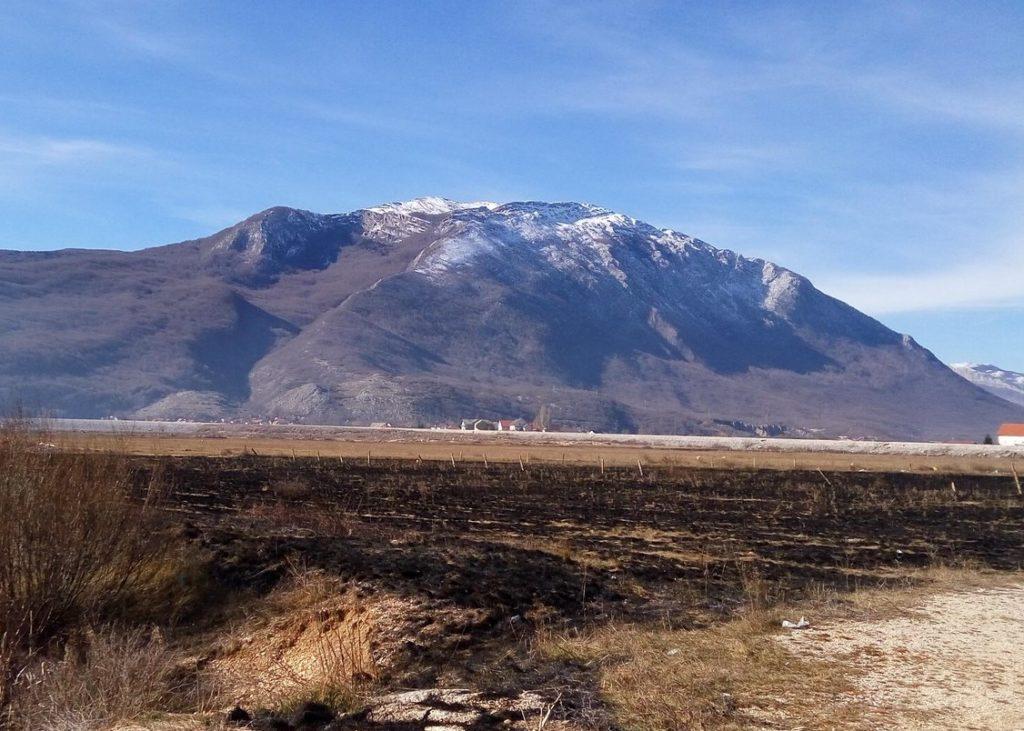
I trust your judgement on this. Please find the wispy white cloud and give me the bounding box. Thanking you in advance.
[818,242,1024,314]
[0,132,150,166]
[842,71,1024,135]
[0,132,172,199]
[514,2,1024,139]
[292,99,443,138]
[676,143,801,173]
[0,92,138,120]
[89,16,191,61]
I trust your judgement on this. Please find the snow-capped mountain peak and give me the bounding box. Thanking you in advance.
[366,197,499,217]
[950,363,1024,407]
[5,196,1024,439]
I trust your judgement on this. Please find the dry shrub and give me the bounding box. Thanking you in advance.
[0,422,175,715]
[538,614,856,730]
[7,625,213,731]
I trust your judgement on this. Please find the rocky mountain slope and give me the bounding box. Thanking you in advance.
[2,197,1020,440]
[950,363,1024,408]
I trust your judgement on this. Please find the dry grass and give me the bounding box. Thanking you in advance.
[804,562,1024,624]
[537,610,858,730]
[241,500,358,538]
[6,626,215,731]
[534,563,1018,731]
[61,431,1022,476]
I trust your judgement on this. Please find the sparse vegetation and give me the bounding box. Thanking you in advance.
[213,567,376,714]
[537,614,857,730]
[0,434,1021,729]
[0,423,198,726]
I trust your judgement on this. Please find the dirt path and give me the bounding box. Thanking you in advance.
[778,583,1024,729]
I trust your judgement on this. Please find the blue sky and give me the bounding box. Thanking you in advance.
[1,1,1022,370]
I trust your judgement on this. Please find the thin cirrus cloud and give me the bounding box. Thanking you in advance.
[676,144,801,173]
[849,72,1024,135]
[0,133,146,165]
[516,2,1024,144]
[88,17,192,62]
[0,131,173,200]
[818,244,1024,315]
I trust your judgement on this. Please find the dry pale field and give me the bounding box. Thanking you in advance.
[53,428,1024,477]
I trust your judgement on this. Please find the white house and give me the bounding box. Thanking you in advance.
[997,423,1024,446]
[461,419,497,431]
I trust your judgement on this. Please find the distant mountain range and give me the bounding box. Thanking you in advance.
[950,363,1024,408]
[2,197,1021,440]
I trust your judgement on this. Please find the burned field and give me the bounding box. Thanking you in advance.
[163,455,1024,593]
[152,457,1024,683]
[6,443,1024,730]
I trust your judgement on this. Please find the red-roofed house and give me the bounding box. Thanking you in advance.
[997,423,1024,446]
[497,419,529,432]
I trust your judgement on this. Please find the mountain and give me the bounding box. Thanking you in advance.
[950,363,1024,408]
[2,197,1021,440]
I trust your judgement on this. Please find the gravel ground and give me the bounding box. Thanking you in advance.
[778,583,1024,730]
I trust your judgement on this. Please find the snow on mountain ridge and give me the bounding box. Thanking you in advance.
[950,363,1024,408]
[203,197,811,318]
[409,200,653,286]
[366,197,499,216]
[401,198,809,304]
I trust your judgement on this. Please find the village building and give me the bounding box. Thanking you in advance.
[997,423,1024,446]
[461,418,497,431]
[496,419,530,431]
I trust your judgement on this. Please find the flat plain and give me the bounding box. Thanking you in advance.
[55,425,1024,477]
[8,426,1024,730]
[139,450,1024,728]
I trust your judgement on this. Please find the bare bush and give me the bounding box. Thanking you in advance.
[0,423,168,715]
